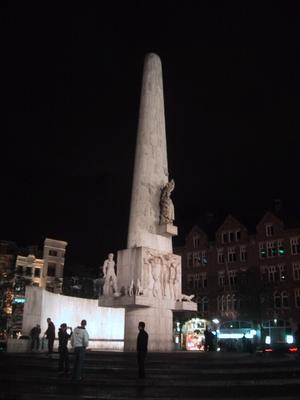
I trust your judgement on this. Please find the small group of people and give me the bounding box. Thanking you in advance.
[30,317,149,380]
[30,318,90,381]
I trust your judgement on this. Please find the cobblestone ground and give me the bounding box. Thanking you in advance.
[0,351,299,399]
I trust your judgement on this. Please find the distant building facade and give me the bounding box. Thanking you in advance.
[175,212,300,329]
[42,238,68,293]
[0,238,67,333]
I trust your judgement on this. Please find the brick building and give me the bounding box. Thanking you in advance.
[175,211,300,328]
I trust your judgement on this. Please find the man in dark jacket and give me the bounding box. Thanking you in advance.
[44,317,55,355]
[58,323,72,375]
[137,321,148,378]
[30,324,41,351]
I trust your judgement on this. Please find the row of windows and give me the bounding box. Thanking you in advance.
[15,262,58,278]
[186,238,300,268]
[222,231,241,244]
[187,252,207,267]
[187,263,300,290]
[273,289,300,309]
[16,265,41,278]
[196,289,300,313]
[261,263,300,282]
[217,246,247,264]
[187,273,207,289]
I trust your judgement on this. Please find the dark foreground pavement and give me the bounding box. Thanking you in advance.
[0,350,299,400]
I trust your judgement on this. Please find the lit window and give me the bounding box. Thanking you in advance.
[267,241,277,257]
[259,242,267,258]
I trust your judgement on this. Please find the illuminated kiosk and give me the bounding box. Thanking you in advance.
[99,53,197,352]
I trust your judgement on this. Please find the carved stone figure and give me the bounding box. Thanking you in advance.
[128,280,134,296]
[148,255,163,297]
[136,279,143,295]
[160,255,172,298]
[169,258,179,300]
[180,294,195,302]
[160,179,175,224]
[103,253,118,296]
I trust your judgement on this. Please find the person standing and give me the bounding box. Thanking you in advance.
[71,320,89,381]
[30,324,41,351]
[58,323,72,376]
[137,321,148,379]
[44,317,56,356]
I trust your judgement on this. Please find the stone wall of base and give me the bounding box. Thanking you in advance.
[6,338,124,353]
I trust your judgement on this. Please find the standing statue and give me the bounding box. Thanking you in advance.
[160,179,175,224]
[102,253,118,296]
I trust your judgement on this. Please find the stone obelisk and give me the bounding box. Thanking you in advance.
[127,53,175,253]
[99,53,196,352]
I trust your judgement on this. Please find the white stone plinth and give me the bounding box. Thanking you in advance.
[158,223,178,237]
[124,307,174,352]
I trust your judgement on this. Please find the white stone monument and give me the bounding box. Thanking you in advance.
[99,53,196,351]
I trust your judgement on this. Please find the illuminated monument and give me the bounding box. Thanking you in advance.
[99,53,196,351]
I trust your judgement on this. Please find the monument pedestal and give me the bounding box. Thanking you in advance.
[99,245,197,351]
[124,307,173,352]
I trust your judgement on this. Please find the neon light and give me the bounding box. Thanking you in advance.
[265,336,271,344]
[218,332,254,339]
[286,335,294,344]
[13,298,26,304]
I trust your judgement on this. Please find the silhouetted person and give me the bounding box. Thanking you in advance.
[204,328,209,351]
[44,318,55,356]
[58,323,72,376]
[207,330,215,351]
[241,334,247,352]
[137,321,148,378]
[30,324,41,351]
[71,319,89,381]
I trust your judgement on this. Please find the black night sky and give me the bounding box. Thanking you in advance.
[1,2,300,272]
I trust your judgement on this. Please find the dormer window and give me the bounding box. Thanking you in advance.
[266,224,274,237]
[222,232,228,243]
[222,230,241,243]
[193,235,201,248]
